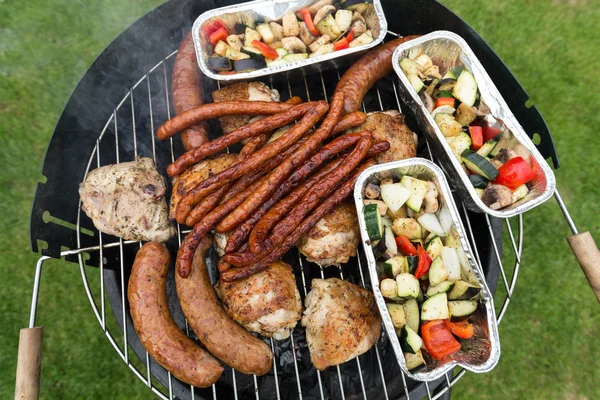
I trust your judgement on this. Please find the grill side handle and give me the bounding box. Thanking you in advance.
[567,232,600,303]
[15,327,44,400]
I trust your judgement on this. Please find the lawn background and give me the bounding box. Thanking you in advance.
[1,0,598,399]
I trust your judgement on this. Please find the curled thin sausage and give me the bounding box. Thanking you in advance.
[332,111,367,134]
[175,235,273,375]
[220,159,377,281]
[334,36,421,114]
[172,32,209,151]
[167,102,313,177]
[128,242,223,387]
[176,102,328,221]
[215,93,345,233]
[157,101,297,140]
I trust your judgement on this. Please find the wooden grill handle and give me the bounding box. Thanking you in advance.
[567,232,600,303]
[15,327,44,400]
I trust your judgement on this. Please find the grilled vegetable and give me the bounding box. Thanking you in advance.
[401,176,429,212]
[426,236,444,259]
[434,113,462,137]
[468,174,489,189]
[447,280,481,300]
[392,218,422,240]
[268,22,284,41]
[417,213,445,237]
[226,34,243,50]
[308,34,331,52]
[404,350,426,369]
[449,132,472,159]
[384,256,408,278]
[225,48,250,61]
[396,273,420,299]
[387,304,407,329]
[452,70,478,106]
[414,245,432,280]
[421,292,449,321]
[282,12,300,37]
[316,14,342,39]
[448,300,478,317]
[428,256,448,287]
[349,32,374,47]
[421,320,461,360]
[251,40,279,59]
[233,57,266,72]
[395,235,417,256]
[381,183,412,213]
[335,9,353,31]
[444,320,474,339]
[380,278,398,299]
[461,150,499,180]
[244,27,262,48]
[214,40,230,57]
[400,325,423,354]
[209,26,229,46]
[207,56,232,71]
[281,37,307,54]
[363,203,383,241]
[402,299,420,333]
[493,156,533,189]
[256,23,275,44]
[476,138,497,157]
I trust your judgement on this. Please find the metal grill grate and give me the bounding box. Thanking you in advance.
[29,31,525,400]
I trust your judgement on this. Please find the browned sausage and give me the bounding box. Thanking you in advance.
[220,159,378,282]
[157,101,297,141]
[176,102,328,221]
[215,93,344,233]
[285,96,303,105]
[335,36,421,114]
[172,32,210,151]
[332,111,367,134]
[128,242,223,387]
[178,178,264,277]
[175,235,273,375]
[167,102,313,177]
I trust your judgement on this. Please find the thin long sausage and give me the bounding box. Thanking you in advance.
[215,93,344,233]
[167,102,313,177]
[176,102,328,221]
[220,159,377,282]
[172,32,209,151]
[128,243,223,387]
[175,235,273,375]
[178,178,264,277]
[334,36,421,114]
[157,101,296,140]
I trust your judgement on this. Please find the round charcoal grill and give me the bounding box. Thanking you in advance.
[19,0,592,399]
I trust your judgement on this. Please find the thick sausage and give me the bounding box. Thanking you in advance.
[175,235,273,375]
[128,242,223,387]
[176,102,328,221]
[215,93,344,233]
[178,178,264,277]
[220,159,378,282]
[157,101,297,141]
[335,36,421,114]
[167,102,313,177]
[172,32,209,151]
[332,111,367,134]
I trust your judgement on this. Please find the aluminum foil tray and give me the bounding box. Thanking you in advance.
[392,31,556,218]
[192,0,387,81]
[354,158,501,381]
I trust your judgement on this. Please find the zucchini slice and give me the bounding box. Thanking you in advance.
[225,48,251,61]
[316,14,342,39]
[421,292,449,321]
[255,23,274,44]
[426,280,453,297]
[387,303,406,329]
[363,203,383,241]
[442,70,456,80]
[448,300,478,317]
[447,280,481,300]
[428,256,448,287]
[406,255,419,274]
[240,46,263,57]
[477,139,498,157]
[401,176,429,212]
[452,69,478,106]
[426,236,444,259]
[400,57,424,75]
[461,150,499,180]
[282,53,309,62]
[400,325,423,354]
[449,132,472,160]
[404,350,426,370]
[512,184,529,203]
[384,256,408,278]
[349,32,374,47]
[214,40,230,57]
[402,299,420,333]
[380,183,412,213]
[396,273,420,299]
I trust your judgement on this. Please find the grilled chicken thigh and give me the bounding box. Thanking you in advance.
[214,261,302,340]
[302,278,381,370]
[296,202,359,267]
[79,157,175,242]
[169,153,237,220]
[212,81,280,135]
[350,110,418,163]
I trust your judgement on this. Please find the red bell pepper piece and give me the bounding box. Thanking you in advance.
[334,38,349,51]
[209,26,229,46]
[468,126,483,150]
[251,40,280,60]
[444,320,474,339]
[414,245,432,279]
[299,9,321,37]
[204,20,226,37]
[346,31,354,43]
[218,71,237,75]
[421,320,461,360]
[493,156,534,189]
[395,236,417,256]
[529,157,547,189]
[435,97,455,109]
[482,126,503,142]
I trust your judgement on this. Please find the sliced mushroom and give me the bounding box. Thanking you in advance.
[306,0,334,15]
[268,22,284,42]
[492,148,518,165]
[482,184,513,210]
[365,182,381,199]
[281,36,307,54]
[424,181,439,213]
[308,34,331,53]
[299,21,316,46]
[350,20,367,37]
[282,12,300,37]
[314,5,336,25]
[421,91,435,113]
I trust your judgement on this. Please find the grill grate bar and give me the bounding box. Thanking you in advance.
[96,140,107,331]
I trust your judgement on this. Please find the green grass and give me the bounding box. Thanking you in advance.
[1,0,599,398]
